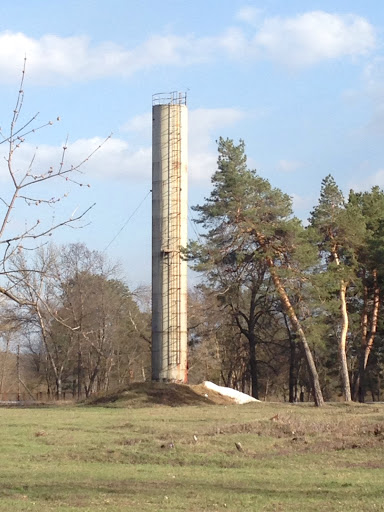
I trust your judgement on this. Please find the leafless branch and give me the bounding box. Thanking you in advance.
[0,61,109,308]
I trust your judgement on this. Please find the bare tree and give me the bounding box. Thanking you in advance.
[7,243,150,398]
[0,58,110,306]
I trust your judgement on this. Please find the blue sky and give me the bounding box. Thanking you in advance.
[0,1,383,287]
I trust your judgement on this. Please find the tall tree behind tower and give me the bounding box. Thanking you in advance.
[191,138,324,406]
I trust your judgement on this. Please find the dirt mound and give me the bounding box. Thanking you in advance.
[87,382,237,407]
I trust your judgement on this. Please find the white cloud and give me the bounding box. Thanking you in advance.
[366,105,384,135]
[0,31,215,85]
[0,142,59,183]
[253,11,375,68]
[0,12,375,84]
[189,151,217,185]
[362,58,384,134]
[189,108,246,184]
[0,137,151,185]
[290,192,315,220]
[364,57,384,94]
[236,7,263,26]
[349,169,384,192]
[190,108,245,142]
[0,106,245,186]
[277,159,303,172]
[120,113,151,134]
[368,170,384,188]
[66,137,152,181]
[217,27,249,57]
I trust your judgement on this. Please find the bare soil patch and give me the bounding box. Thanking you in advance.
[87,382,237,407]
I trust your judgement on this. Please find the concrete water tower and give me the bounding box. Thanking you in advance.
[151,92,188,383]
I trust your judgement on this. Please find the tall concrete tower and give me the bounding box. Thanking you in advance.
[152,92,188,383]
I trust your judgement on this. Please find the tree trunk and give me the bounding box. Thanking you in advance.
[339,280,352,401]
[356,270,380,402]
[332,249,352,402]
[284,315,298,403]
[35,305,66,401]
[0,335,10,396]
[77,346,82,399]
[56,376,62,400]
[248,334,259,399]
[266,258,324,406]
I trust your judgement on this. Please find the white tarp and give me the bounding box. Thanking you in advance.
[203,381,260,404]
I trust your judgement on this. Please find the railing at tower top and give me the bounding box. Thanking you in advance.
[152,91,187,106]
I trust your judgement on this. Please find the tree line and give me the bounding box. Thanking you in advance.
[187,138,384,406]
[0,244,151,399]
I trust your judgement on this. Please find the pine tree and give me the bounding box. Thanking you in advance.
[191,138,324,406]
[349,187,384,401]
[310,175,365,401]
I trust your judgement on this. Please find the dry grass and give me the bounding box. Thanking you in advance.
[0,387,384,511]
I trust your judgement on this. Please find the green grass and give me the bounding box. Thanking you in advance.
[0,400,384,511]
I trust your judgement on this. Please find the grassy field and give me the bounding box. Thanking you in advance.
[0,388,384,511]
